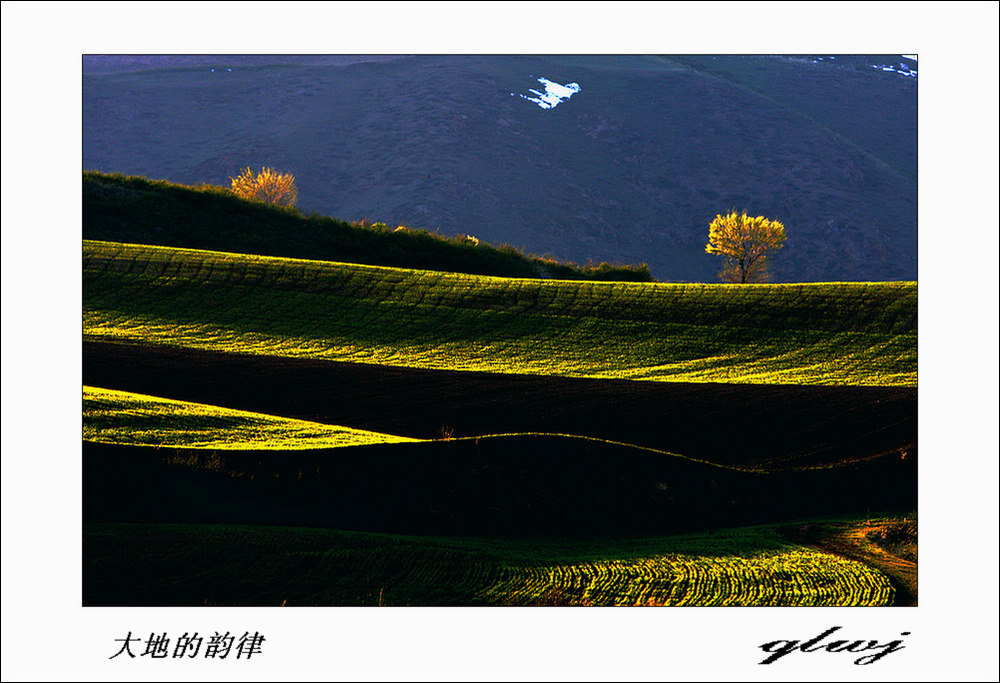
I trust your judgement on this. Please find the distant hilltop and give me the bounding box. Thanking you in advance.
[83,54,916,282]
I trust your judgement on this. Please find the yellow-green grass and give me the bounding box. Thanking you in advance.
[83,384,726,466]
[484,548,891,607]
[84,240,916,386]
[83,384,722,464]
[83,521,894,606]
[83,386,418,449]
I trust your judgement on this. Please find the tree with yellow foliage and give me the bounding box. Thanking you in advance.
[229,167,298,208]
[705,210,787,283]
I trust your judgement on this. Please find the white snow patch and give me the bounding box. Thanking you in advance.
[871,60,917,78]
[513,77,581,110]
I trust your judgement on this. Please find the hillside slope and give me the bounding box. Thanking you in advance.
[83,172,651,281]
[82,54,916,282]
[83,240,917,386]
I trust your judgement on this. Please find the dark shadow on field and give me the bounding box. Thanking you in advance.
[83,521,507,607]
[83,435,916,537]
[84,340,917,470]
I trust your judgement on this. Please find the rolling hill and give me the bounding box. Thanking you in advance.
[82,54,917,283]
[84,341,916,471]
[83,240,916,386]
[81,231,918,604]
[79,72,918,604]
[83,171,651,281]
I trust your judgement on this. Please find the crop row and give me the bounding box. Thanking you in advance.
[83,522,894,606]
[484,548,892,606]
[83,241,916,386]
[83,386,417,449]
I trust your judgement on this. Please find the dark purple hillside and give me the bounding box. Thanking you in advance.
[83,54,916,282]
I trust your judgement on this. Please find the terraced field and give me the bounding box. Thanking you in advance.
[83,240,916,386]
[83,522,894,607]
[83,386,418,449]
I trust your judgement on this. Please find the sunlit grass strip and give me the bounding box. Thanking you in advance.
[83,240,916,387]
[84,522,894,606]
[475,525,895,606]
[83,386,419,450]
[484,548,891,606]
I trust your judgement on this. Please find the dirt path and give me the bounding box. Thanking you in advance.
[781,523,917,606]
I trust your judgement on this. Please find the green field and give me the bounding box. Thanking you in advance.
[83,521,894,606]
[81,175,917,605]
[83,240,916,386]
[84,386,418,449]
